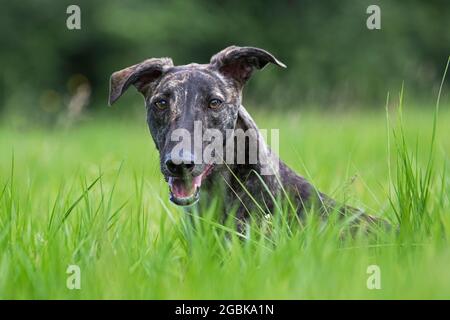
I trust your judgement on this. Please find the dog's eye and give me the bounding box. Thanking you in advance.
[209,98,223,109]
[154,99,168,110]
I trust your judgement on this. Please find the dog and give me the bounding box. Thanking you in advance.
[109,46,379,228]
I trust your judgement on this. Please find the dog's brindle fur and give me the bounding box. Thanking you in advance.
[109,46,378,228]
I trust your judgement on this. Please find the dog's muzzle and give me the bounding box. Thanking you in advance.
[164,153,213,206]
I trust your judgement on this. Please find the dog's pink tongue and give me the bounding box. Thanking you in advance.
[170,176,202,198]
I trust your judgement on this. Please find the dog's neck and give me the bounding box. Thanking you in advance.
[208,105,280,190]
[232,105,279,176]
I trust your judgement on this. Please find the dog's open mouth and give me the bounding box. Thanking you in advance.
[168,165,213,206]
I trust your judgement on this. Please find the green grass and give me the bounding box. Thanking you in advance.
[1,95,450,298]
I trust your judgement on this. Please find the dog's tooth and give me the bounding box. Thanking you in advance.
[193,175,202,188]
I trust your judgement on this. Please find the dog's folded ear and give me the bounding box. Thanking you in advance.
[108,58,173,106]
[210,46,286,87]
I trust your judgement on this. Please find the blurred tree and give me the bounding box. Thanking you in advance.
[1,0,449,122]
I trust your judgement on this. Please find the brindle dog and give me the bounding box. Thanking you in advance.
[109,46,379,228]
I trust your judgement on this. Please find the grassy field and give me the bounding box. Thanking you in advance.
[1,98,450,299]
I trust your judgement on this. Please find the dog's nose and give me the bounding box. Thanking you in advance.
[165,155,196,176]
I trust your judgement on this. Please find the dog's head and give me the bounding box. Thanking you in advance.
[109,46,285,206]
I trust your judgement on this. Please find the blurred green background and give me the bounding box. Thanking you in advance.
[1,0,449,126]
